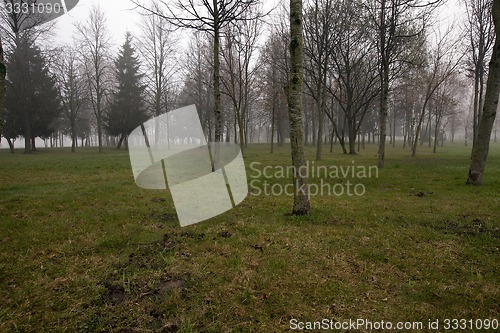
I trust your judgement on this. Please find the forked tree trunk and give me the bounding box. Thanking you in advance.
[288,0,310,215]
[467,1,500,185]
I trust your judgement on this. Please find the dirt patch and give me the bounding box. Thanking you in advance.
[149,213,178,223]
[102,284,127,305]
[433,219,499,238]
[147,276,185,298]
[218,230,232,238]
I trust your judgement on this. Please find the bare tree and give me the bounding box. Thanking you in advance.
[179,32,215,141]
[431,73,462,153]
[467,0,500,185]
[366,0,441,168]
[303,0,335,160]
[131,0,264,146]
[138,1,178,147]
[462,0,495,144]
[325,0,380,155]
[75,4,111,153]
[54,46,87,152]
[258,10,291,152]
[220,8,261,155]
[412,28,463,156]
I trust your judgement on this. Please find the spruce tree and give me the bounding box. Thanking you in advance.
[4,38,61,153]
[106,32,148,149]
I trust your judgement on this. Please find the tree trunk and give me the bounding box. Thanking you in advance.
[433,115,440,153]
[316,98,325,160]
[213,5,222,143]
[472,67,480,143]
[467,1,500,185]
[7,138,14,154]
[117,134,124,149]
[330,129,334,153]
[71,122,76,153]
[495,122,498,142]
[0,36,5,141]
[392,111,396,147]
[24,128,32,154]
[377,0,389,169]
[378,62,389,167]
[271,99,275,153]
[288,0,310,215]
[348,116,356,154]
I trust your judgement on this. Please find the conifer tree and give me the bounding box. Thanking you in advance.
[4,38,61,153]
[105,32,148,149]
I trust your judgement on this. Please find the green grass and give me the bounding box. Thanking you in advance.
[0,143,499,332]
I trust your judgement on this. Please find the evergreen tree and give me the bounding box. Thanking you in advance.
[4,38,61,153]
[105,32,148,149]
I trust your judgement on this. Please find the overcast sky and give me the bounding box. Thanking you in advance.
[51,0,141,49]
[48,0,465,50]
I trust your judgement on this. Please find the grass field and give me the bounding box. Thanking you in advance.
[0,143,499,332]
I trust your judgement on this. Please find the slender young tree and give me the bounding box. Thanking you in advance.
[467,0,500,185]
[288,0,310,215]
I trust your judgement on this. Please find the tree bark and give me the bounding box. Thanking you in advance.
[288,0,310,215]
[467,1,500,185]
[271,98,275,153]
[0,36,5,141]
[213,1,222,143]
[377,0,389,169]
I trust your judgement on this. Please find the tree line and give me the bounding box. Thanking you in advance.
[0,0,498,210]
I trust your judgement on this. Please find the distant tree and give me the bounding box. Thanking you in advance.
[178,32,215,141]
[366,0,441,168]
[54,46,88,152]
[303,0,334,160]
[105,33,148,150]
[4,37,61,153]
[288,0,310,215]
[258,13,291,152]
[220,8,261,155]
[138,1,177,121]
[325,0,380,155]
[412,29,462,157]
[467,0,500,185]
[75,4,111,153]
[131,0,265,151]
